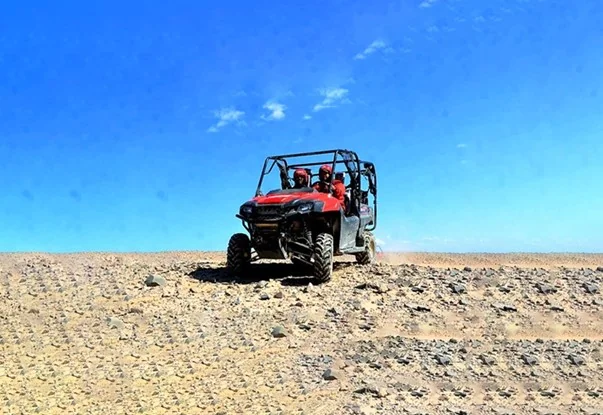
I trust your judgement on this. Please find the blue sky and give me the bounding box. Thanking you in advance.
[1,0,602,253]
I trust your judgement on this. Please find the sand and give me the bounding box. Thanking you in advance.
[1,251,602,414]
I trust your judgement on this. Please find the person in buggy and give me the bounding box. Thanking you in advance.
[292,168,310,188]
[312,164,345,207]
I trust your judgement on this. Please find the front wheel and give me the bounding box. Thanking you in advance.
[355,231,376,265]
[313,233,334,283]
[227,233,251,276]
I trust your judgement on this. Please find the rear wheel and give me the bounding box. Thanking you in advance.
[227,233,251,276]
[355,231,376,265]
[313,233,334,283]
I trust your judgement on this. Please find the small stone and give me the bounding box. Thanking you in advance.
[260,293,270,300]
[493,303,517,312]
[536,282,557,294]
[322,368,338,381]
[498,284,512,293]
[144,275,166,287]
[355,383,388,398]
[436,353,452,365]
[596,266,603,272]
[568,353,585,366]
[540,388,557,398]
[451,283,466,294]
[521,354,538,366]
[271,326,287,338]
[274,291,284,299]
[584,283,599,294]
[406,303,430,312]
[106,317,124,330]
[480,354,496,366]
[463,266,472,272]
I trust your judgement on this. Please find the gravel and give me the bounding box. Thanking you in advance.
[0,251,601,414]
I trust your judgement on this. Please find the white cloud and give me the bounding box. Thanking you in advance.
[261,101,286,121]
[313,87,350,112]
[419,0,437,8]
[354,39,389,60]
[456,143,467,148]
[207,107,245,133]
[303,114,312,120]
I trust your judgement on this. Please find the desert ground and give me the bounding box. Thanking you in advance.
[1,251,602,414]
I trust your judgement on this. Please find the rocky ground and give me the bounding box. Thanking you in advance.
[1,251,602,415]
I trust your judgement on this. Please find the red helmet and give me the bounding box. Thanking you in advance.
[319,164,332,174]
[293,168,308,179]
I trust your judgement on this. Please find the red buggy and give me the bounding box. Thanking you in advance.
[227,149,378,283]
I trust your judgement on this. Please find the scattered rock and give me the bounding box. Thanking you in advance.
[106,317,124,330]
[492,303,517,312]
[480,354,496,366]
[568,353,585,366]
[584,283,599,294]
[536,282,557,294]
[144,275,166,287]
[322,368,338,381]
[4,254,603,414]
[521,354,538,366]
[405,303,430,312]
[271,326,287,338]
[355,382,388,398]
[436,353,452,365]
[450,283,466,294]
[355,282,389,293]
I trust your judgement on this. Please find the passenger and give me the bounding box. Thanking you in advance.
[312,164,345,207]
[292,168,309,188]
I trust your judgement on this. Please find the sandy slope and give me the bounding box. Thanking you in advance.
[0,252,602,414]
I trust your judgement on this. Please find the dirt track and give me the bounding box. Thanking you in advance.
[1,252,602,414]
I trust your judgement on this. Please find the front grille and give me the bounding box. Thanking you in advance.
[255,205,284,216]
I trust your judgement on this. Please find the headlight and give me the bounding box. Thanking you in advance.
[241,205,253,215]
[297,203,313,213]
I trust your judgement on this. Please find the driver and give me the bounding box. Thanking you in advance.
[292,168,309,188]
[313,164,346,206]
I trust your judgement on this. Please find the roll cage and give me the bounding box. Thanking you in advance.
[254,149,378,231]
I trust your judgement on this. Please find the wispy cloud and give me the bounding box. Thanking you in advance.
[261,101,286,121]
[303,114,312,120]
[207,107,245,133]
[419,0,437,8]
[353,40,390,60]
[457,143,467,148]
[313,87,350,112]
